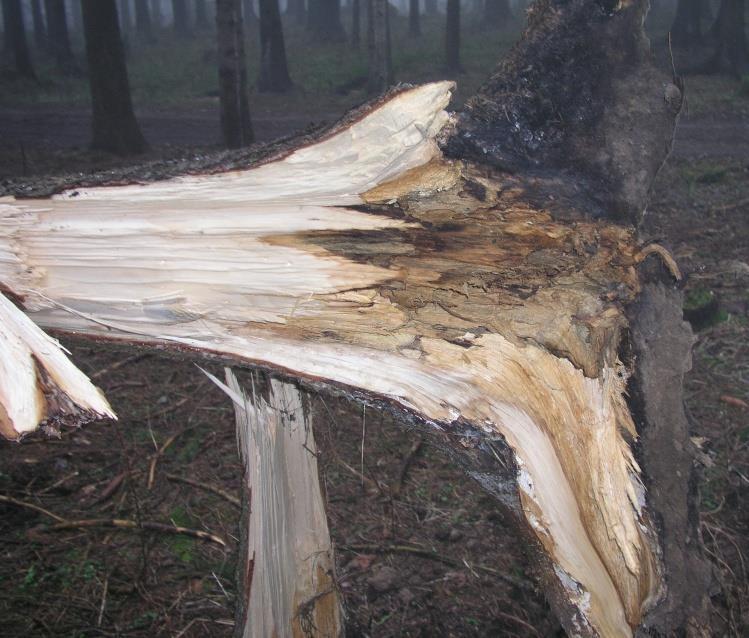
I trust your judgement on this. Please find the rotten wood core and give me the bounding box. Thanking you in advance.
[0,81,689,636]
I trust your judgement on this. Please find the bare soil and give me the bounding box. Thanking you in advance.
[0,75,747,637]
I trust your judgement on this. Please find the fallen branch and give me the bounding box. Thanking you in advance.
[165,472,240,507]
[0,494,66,522]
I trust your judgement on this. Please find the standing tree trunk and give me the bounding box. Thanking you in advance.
[1,0,36,77]
[408,0,419,36]
[424,0,435,15]
[216,0,253,147]
[242,0,256,27]
[44,0,76,70]
[670,0,702,47]
[134,0,153,37]
[151,0,162,26]
[172,0,189,33]
[194,0,209,26]
[30,0,46,49]
[257,0,292,92]
[288,0,304,23]
[70,0,84,34]
[367,0,391,93]
[483,0,510,27]
[351,0,359,47]
[706,0,749,76]
[81,0,147,155]
[445,0,459,72]
[308,0,345,40]
[118,0,132,31]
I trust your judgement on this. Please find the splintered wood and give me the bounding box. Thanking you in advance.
[0,82,662,636]
[213,370,342,638]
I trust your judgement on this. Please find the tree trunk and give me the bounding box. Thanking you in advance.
[308,0,345,41]
[44,0,76,70]
[134,0,153,37]
[1,0,36,77]
[483,0,510,27]
[70,0,84,34]
[151,0,162,26]
[0,0,715,634]
[706,0,749,76]
[212,370,344,638]
[288,0,304,23]
[424,0,435,15]
[257,0,292,92]
[30,0,46,49]
[217,0,253,147]
[351,0,359,47]
[367,0,391,93]
[118,0,132,31]
[241,0,256,27]
[670,0,702,47]
[194,0,209,26]
[408,0,419,36]
[444,0,459,72]
[171,0,189,33]
[81,0,147,155]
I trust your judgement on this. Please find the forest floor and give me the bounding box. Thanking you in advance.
[0,20,748,638]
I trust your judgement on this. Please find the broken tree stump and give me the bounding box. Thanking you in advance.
[0,0,715,633]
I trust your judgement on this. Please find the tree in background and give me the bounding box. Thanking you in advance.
[44,0,76,70]
[242,0,256,27]
[445,0,460,72]
[30,0,46,49]
[707,0,749,76]
[134,0,154,38]
[70,0,83,34]
[425,0,436,15]
[194,0,209,27]
[151,0,163,26]
[257,0,292,91]
[1,0,36,77]
[119,0,133,32]
[367,0,391,94]
[172,0,189,34]
[81,0,147,155]
[670,0,702,47]
[288,0,305,24]
[351,0,359,47]
[216,0,253,147]
[308,0,345,41]
[408,0,420,36]
[484,0,511,27]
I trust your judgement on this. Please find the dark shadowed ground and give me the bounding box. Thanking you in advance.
[0,16,748,638]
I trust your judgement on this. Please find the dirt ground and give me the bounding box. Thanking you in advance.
[0,50,748,638]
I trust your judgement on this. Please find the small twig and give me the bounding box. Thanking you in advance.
[40,518,226,546]
[148,429,189,490]
[90,352,152,380]
[393,436,424,497]
[166,473,240,507]
[0,494,66,522]
[97,575,109,627]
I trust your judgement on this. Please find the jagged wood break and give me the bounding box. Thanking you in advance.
[1,81,666,636]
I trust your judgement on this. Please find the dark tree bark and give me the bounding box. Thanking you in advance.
[351,0,359,47]
[367,0,391,94]
[445,0,460,72]
[216,0,253,148]
[81,0,147,155]
[118,0,132,31]
[194,0,209,26]
[1,0,36,77]
[257,0,292,92]
[44,0,76,70]
[171,0,189,33]
[134,0,153,37]
[151,0,162,26]
[408,0,419,36]
[706,0,749,76]
[670,0,702,47]
[484,0,511,27]
[30,0,46,49]
[308,0,345,40]
[287,0,304,23]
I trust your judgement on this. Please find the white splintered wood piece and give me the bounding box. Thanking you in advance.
[213,369,342,638]
[0,291,115,438]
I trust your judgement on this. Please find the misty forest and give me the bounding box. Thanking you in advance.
[0,0,748,636]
